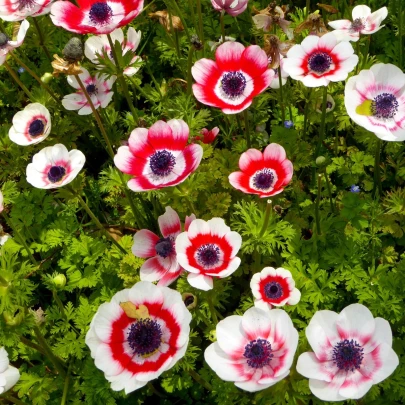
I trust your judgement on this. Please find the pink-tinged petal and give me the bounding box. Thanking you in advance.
[166,119,190,149]
[187,273,213,290]
[302,74,330,87]
[241,307,272,341]
[239,148,264,173]
[296,352,337,382]
[309,372,347,402]
[181,143,203,174]
[363,318,393,353]
[127,281,164,307]
[192,83,226,110]
[187,218,210,239]
[175,232,193,256]
[132,229,159,258]
[140,257,170,282]
[50,2,85,34]
[216,314,247,355]
[128,127,154,158]
[192,58,221,84]
[224,231,242,257]
[301,35,320,55]
[240,45,269,78]
[206,217,231,238]
[280,160,293,184]
[352,5,371,20]
[215,41,246,71]
[234,372,268,392]
[184,214,196,231]
[328,19,352,30]
[93,302,124,342]
[338,370,373,399]
[113,146,138,175]
[158,206,181,237]
[370,63,405,92]
[221,98,253,114]
[209,256,241,278]
[367,7,388,32]
[263,143,287,162]
[228,171,252,194]
[157,267,183,287]
[318,32,337,52]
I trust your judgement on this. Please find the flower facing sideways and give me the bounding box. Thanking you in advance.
[250,267,301,311]
[0,0,50,21]
[26,144,85,189]
[50,0,144,35]
[196,127,219,144]
[269,55,289,89]
[211,0,248,17]
[114,119,203,192]
[132,207,196,287]
[329,5,388,42]
[229,143,293,198]
[85,27,142,76]
[0,347,20,394]
[345,63,405,141]
[192,42,274,114]
[62,68,116,115]
[297,303,399,401]
[283,32,358,87]
[205,307,298,392]
[0,20,29,66]
[9,103,51,146]
[175,218,242,291]
[85,281,191,394]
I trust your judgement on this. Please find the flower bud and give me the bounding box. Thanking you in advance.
[3,310,24,326]
[63,37,84,63]
[208,329,217,341]
[53,274,66,290]
[182,293,197,310]
[41,72,53,84]
[191,35,203,50]
[315,156,328,167]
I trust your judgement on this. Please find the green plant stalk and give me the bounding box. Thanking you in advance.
[1,393,29,405]
[3,60,34,101]
[53,290,66,317]
[333,114,339,155]
[315,174,322,236]
[0,274,8,287]
[220,11,226,43]
[243,109,251,148]
[303,88,312,136]
[323,172,335,213]
[316,85,328,157]
[32,18,52,62]
[373,138,382,198]
[196,0,205,56]
[360,36,370,70]
[306,0,310,17]
[107,34,139,122]
[278,66,286,123]
[165,0,191,41]
[207,292,218,325]
[147,382,166,398]
[167,8,181,58]
[187,46,194,95]
[259,200,272,237]
[60,363,71,405]
[127,76,152,101]
[20,336,47,356]
[187,0,196,33]
[399,0,403,69]
[187,368,213,391]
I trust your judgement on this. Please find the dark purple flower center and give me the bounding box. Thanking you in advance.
[253,169,275,190]
[89,2,113,25]
[308,52,332,74]
[184,295,195,307]
[29,119,45,137]
[221,71,247,98]
[18,0,36,10]
[351,18,365,33]
[0,33,9,48]
[372,93,399,120]
[264,281,283,299]
[332,339,364,372]
[86,84,98,95]
[127,318,162,356]
[155,237,173,258]
[326,101,333,109]
[196,243,220,268]
[244,339,273,368]
[48,166,66,183]
[149,150,176,177]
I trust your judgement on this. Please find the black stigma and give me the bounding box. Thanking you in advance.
[155,237,173,258]
[89,2,113,25]
[308,52,332,74]
[221,71,247,98]
[149,150,176,177]
[253,169,275,190]
[86,84,97,95]
[47,166,66,183]
[28,119,45,137]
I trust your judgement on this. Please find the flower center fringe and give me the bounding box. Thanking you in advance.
[332,339,364,372]
[244,339,274,368]
[127,318,162,357]
[253,169,275,190]
[86,84,98,95]
[155,237,174,258]
[29,119,45,137]
[89,2,113,26]
[351,18,365,33]
[149,150,176,177]
[0,33,9,48]
[264,281,283,299]
[196,243,220,268]
[372,93,399,120]
[48,166,66,183]
[221,71,247,98]
[308,52,332,74]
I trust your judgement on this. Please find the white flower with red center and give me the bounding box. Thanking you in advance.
[0,20,29,66]
[0,347,20,394]
[85,281,191,394]
[132,207,196,287]
[0,0,51,21]
[229,143,293,198]
[269,55,289,89]
[114,119,203,192]
[328,5,388,42]
[26,144,86,189]
[297,304,399,401]
[50,0,144,35]
[345,63,405,141]
[211,0,248,17]
[9,103,51,146]
[175,218,242,291]
[85,27,141,76]
[205,307,298,392]
[196,127,219,144]
[192,42,274,114]
[283,32,358,87]
[250,267,301,311]
[62,68,116,115]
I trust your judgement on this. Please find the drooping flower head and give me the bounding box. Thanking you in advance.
[329,5,388,42]
[345,63,405,141]
[175,218,242,291]
[283,32,358,87]
[196,127,219,144]
[85,281,191,394]
[0,20,29,65]
[269,55,289,89]
[62,68,116,115]
[9,103,51,146]
[229,143,293,198]
[205,307,298,392]
[26,144,85,189]
[192,42,274,114]
[50,0,144,34]
[211,0,248,17]
[297,304,399,401]
[0,0,51,21]
[250,267,301,312]
[132,207,196,287]
[0,347,20,394]
[114,119,203,192]
[85,27,141,76]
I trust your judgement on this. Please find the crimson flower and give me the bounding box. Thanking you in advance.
[196,127,219,144]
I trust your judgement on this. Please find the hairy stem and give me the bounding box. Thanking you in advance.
[220,11,226,43]
[207,292,218,325]
[165,0,191,41]
[373,138,382,198]
[324,172,334,213]
[360,36,370,70]
[20,336,47,356]
[243,109,251,148]
[187,368,213,391]
[32,18,52,62]
[3,60,34,101]
[259,200,272,237]
[187,45,194,95]
[316,85,328,157]
[277,66,286,123]
[315,174,322,236]
[60,363,71,405]
[303,88,312,136]
[196,0,205,56]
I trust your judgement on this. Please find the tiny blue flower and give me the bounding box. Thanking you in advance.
[284,120,294,129]
[18,67,25,74]
[350,185,360,193]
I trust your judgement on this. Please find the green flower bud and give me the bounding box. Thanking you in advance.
[3,310,24,326]
[53,274,66,290]
[41,72,53,84]
[63,37,83,63]
[315,156,327,167]
[208,329,217,342]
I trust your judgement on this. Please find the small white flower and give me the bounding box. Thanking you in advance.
[9,103,51,146]
[26,144,86,189]
[0,347,20,394]
[0,20,29,66]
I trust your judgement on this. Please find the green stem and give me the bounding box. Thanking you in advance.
[323,172,334,213]
[399,0,403,69]
[20,336,47,356]
[315,174,322,236]
[333,114,339,155]
[187,0,196,33]
[165,0,191,41]
[316,86,328,157]
[53,290,66,317]
[32,18,52,62]
[243,109,251,148]
[207,292,218,325]
[147,382,166,398]
[220,11,225,43]
[360,36,370,71]
[187,46,194,96]
[127,76,152,101]
[259,200,272,237]
[278,66,286,123]
[0,274,8,287]
[60,363,71,405]
[196,0,205,56]
[3,60,34,101]
[187,368,213,391]
[1,393,29,405]
[373,138,382,198]
[306,0,310,17]
[303,88,312,136]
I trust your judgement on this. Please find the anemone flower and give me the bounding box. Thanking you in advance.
[114,119,203,192]
[211,0,248,17]
[192,41,274,114]
[132,206,196,286]
[175,218,242,291]
[26,144,85,189]
[0,20,29,65]
[0,347,20,394]
[229,143,293,198]
[85,281,191,394]
[345,63,405,141]
[9,103,51,146]
[62,68,116,115]
[85,27,141,76]
[283,32,358,87]
[329,5,388,42]
[205,307,298,392]
[196,127,219,144]
[297,304,399,401]
[50,0,144,35]
[0,0,51,21]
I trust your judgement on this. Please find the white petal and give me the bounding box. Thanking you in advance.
[296,352,336,382]
[187,273,213,290]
